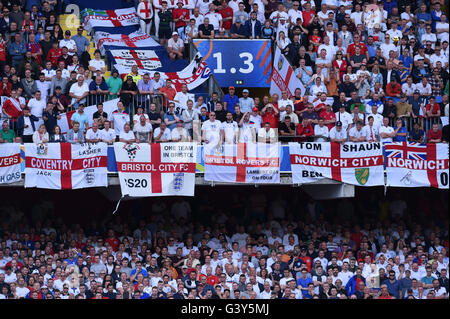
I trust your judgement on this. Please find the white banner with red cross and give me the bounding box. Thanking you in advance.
[24,143,108,189]
[384,142,449,189]
[289,142,384,186]
[110,49,162,73]
[270,46,305,98]
[82,8,139,32]
[114,142,197,197]
[0,143,21,184]
[93,31,160,55]
[204,143,280,184]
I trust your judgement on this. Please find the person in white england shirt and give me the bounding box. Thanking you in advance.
[171,120,190,142]
[134,115,153,143]
[100,121,116,144]
[154,122,172,142]
[221,111,238,144]
[258,122,276,143]
[119,123,136,144]
[349,120,366,142]
[201,111,222,146]
[85,122,102,143]
[378,117,396,144]
[362,116,379,142]
[314,118,329,142]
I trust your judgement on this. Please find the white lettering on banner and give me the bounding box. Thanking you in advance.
[31,158,73,170]
[387,158,447,170]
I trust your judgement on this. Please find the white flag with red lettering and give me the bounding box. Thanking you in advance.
[384,142,449,189]
[204,143,280,184]
[289,142,384,186]
[114,142,197,197]
[0,143,21,184]
[24,143,108,189]
[270,47,305,98]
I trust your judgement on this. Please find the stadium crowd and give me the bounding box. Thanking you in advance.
[0,0,448,145]
[0,187,447,299]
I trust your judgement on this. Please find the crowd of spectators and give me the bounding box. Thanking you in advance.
[0,186,447,299]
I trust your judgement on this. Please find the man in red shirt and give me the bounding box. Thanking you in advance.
[385,77,402,97]
[105,229,120,251]
[346,34,368,60]
[319,104,336,131]
[160,79,177,102]
[172,1,190,35]
[426,97,441,119]
[219,0,233,32]
[296,117,314,142]
[427,123,442,143]
[302,2,315,28]
[271,93,280,111]
[261,103,279,128]
[46,41,62,67]
[299,248,312,272]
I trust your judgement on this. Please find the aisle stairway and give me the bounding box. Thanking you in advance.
[59,13,111,78]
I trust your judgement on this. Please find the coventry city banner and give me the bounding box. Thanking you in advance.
[204,143,280,184]
[289,142,384,186]
[0,143,21,184]
[81,7,139,32]
[114,142,197,197]
[94,31,159,55]
[193,39,272,87]
[24,143,108,190]
[270,46,305,98]
[385,142,449,189]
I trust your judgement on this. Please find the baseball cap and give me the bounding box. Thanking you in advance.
[127,75,133,80]
[182,266,188,269]
[77,26,83,31]
[336,121,343,126]
[228,86,235,90]
[252,107,258,112]
[243,89,249,93]
[400,93,406,98]
[172,31,178,36]
[65,30,71,35]
[32,269,39,274]
[414,89,420,94]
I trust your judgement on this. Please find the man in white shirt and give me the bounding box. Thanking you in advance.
[385,21,402,45]
[27,90,46,119]
[202,111,222,146]
[363,116,379,142]
[173,83,194,112]
[59,30,77,56]
[421,25,437,48]
[335,105,352,131]
[69,76,89,108]
[168,32,185,60]
[288,1,302,26]
[191,7,205,27]
[204,3,222,31]
[314,118,329,142]
[415,77,432,97]
[100,121,116,144]
[349,120,366,142]
[429,46,448,69]
[365,105,383,129]
[258,122,276,143]
[112,101,130,137]
[329,121,348,143]
[36,73,50,101]
[379,117,396,143]
[221,112,239,144]
[318,36,336,61]
[402,76,416,96]
[119,123,136,144]
[249,107,262,129]
[88,50,106,78]
[154,122,172,142]
[85,122,102,143]
[380,35,397,59]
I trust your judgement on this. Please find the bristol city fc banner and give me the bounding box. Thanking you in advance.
[24,143,108,189]
[289,142,384,186]
[270,46,305,98]
[204,143,280,184]
[82,7,139,32]
[114,142,197,197]
[94,31,159,55]
[385,142,449,189]
[0,143,21,184]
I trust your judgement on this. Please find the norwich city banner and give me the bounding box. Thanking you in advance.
[0,143,21,184]
[24,143,108,189]
[384,142,449,189]
[289,142,384,186]
[204,143,280,184]
[81,7,139,32]
[114,142,197,197]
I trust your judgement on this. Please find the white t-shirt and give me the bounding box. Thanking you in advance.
[249,114,262,129]
[362,124,379,142]
[88,59,106,77]
[69,83,89,104]
[349,126,365,139]
[168,37,184,51]
[436,22,449,42]
[171,127,189,141]
[415,83,432,96]
[27,98,46,118]
[258,128,275,141]
[202,120,222,144]
[119,130,135,141]
[112,111,130,135]
[421,33,437,47]
[59,39,77,55]
[350,11,363,26]
[314,125,329,142]
[379,125,395,143]
[86,128,101,140]
[133,113,149,125]
[329,126,347,140]
[173,92,195,110]
[221,121,239,144]
[402,83,416,95]
[385,29,402,44]
[335,111,353,131]
[36,81,50,100]
[380,43,397,59]
[153,127,172,142]
[100,128,115,142]
[204,12,222,30]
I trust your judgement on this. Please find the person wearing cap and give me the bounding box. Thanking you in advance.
[223,86,239,113]
[230,19,247,39]
[71,26,90,59]
[59,30,77,56]
[168,31,184,60]
[237,89,254,113]
[172,1,189,38]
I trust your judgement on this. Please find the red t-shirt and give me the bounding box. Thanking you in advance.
[172,8,189,28]
[47,48,62,67]
[355,277,364,291]
[296,123,314,142]
[106,237,120,251]
[219,7,233,30]
[319,110,336,130]
[262,111,280,128]
[206,275,219,286]
[302,11,315,27]
[426,103,440,114]
[351,232,363,249]
[299,256,312,272]
[347,42,368,57]
[0,42,6,62]
[427,129,442,141]
[160,86,177,101]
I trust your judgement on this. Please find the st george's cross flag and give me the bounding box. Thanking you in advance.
[24,143,108,189]
[270,46,305,98]
[384,142,449,189]
[289,142,384,186]
[114,142,197,197]
[204,142,280,184]
[81,7,139,32]
[0,143,21,184]
[94,31,159,55]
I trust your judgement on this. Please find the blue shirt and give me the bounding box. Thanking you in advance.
[130,268,149,281]
[163,112,177,130]
[393,126,408,142]
[399,55,413,70]
[71,111,89,132]
[223,94,239,113]
[367,45,377,58]
[385,279,401,299]
[71,35,91,57]
[409,129,424,142]
[297,277,313,297]
[417,12,432,23]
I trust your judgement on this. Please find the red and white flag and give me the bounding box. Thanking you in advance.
[270,46,305,98]
[385,142,449,189]
[114,142,197,197]
[204,143,280,184]
[82,8,139,32]
[24,143,108,189]
[0,143,21,184]
[289,142,384,186]
[94,31,159,55]
[57,110,76,134]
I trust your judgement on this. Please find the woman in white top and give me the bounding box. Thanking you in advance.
[277,31,291,51]
[32,124,49,143]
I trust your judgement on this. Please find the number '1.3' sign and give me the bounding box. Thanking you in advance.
[193,39,272,88]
